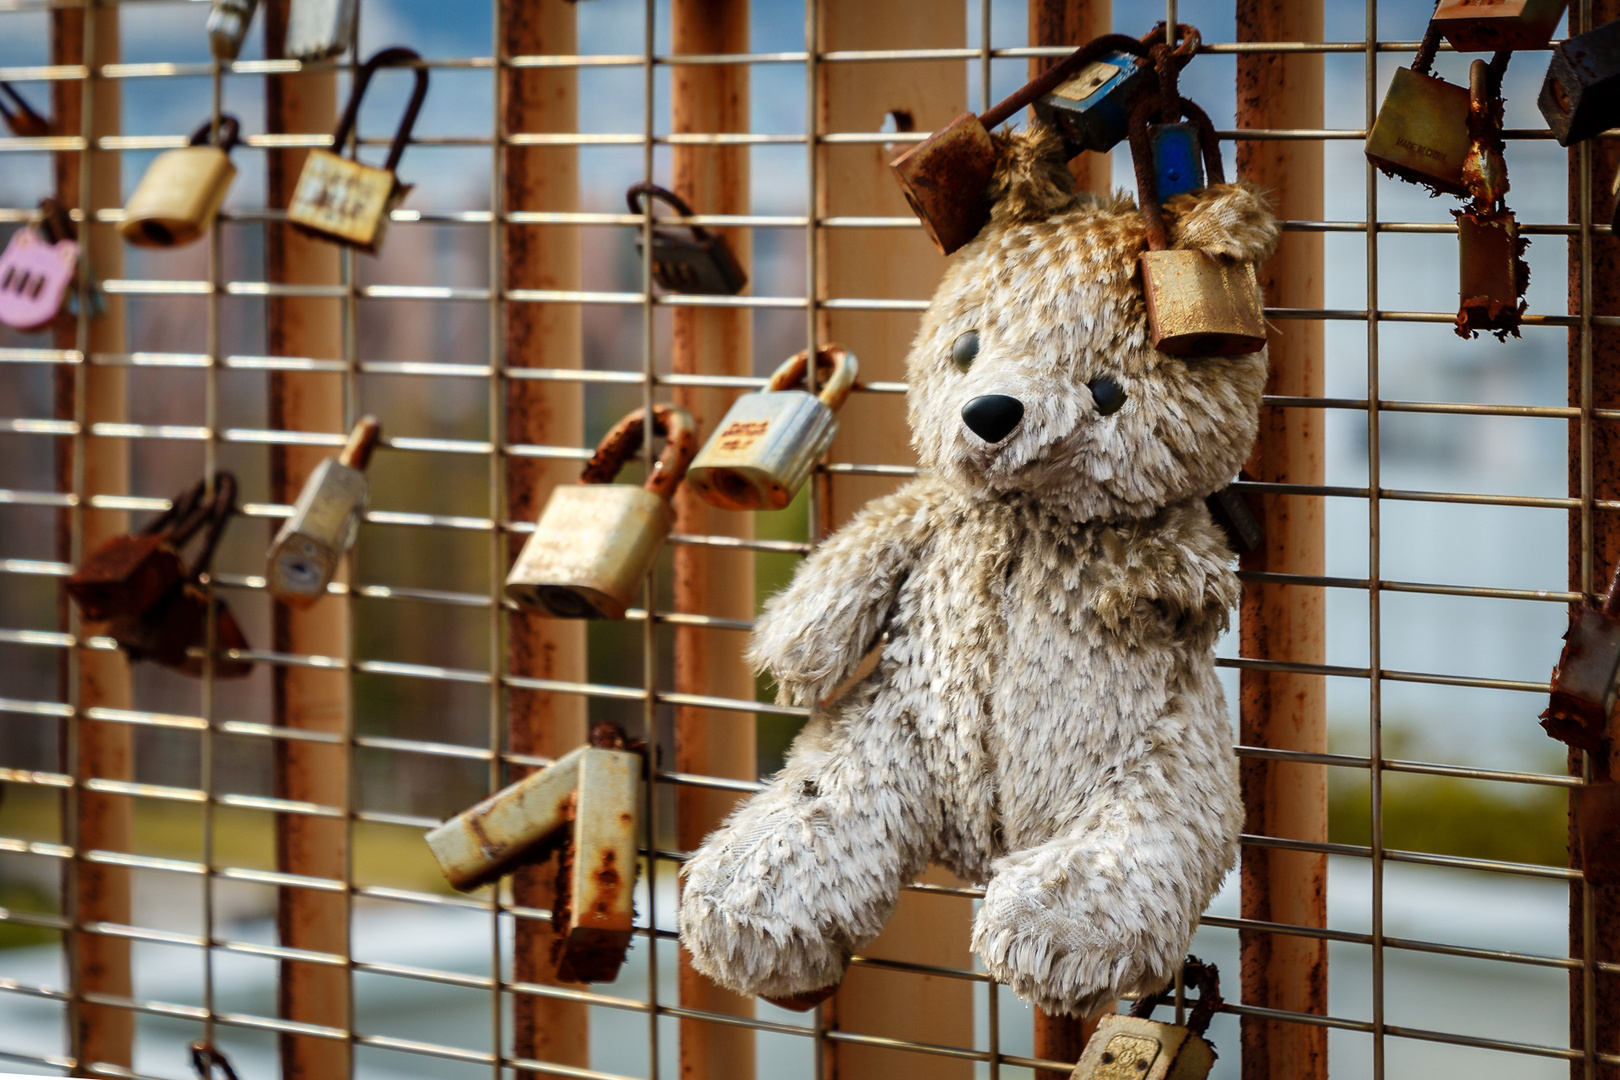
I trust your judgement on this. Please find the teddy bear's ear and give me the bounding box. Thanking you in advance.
[986,122,1078,225]
[1162,181,1281,265]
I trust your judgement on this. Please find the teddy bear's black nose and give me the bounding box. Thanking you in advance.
[962,395,1024,444]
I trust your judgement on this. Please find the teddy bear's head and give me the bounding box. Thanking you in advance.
[905,124,1279,522]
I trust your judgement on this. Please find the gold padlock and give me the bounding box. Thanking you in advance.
[686,345,858,512]
[1365,25,1472,196]
[288,47,429,254]
[119,116,241,248]
[266,415,381,608]
[1069,958,1221,1080]
[506,404,698,620]
[1127,56,1266,358]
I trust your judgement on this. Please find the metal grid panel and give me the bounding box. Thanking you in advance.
[0,0,1602,1078]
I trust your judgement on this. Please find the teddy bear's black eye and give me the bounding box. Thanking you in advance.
[951,330,979,371]
[1088,376,1127,416]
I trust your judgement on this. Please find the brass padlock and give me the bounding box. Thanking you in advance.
[506,404,698,620]
[120,115,241,248]
[627,183,747,295]
[65,477,209,623]
[1540,18,1620,147]
[1433,0,1567,52]
[1542,559,1620,752]
[686,345,858,511]
[1128,54,1266,358]
[892,30,1170,255]
[1032,24,1191,158]
[427,723,642,983]
[1455,56,1528,341]
[206,0,259,61]
[288,47,428,254]
[1365,25,1472,196]
[267,415,381,607]
[1070,958,1221,1080]
[284,0,357,61]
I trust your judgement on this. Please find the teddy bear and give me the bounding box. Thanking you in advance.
[677,122,1278,1018]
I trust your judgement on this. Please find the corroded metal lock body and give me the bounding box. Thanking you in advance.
[1365,50,1472,196]
[1030,28,1190,158]
[506,404,698,620]
[120,116,241,248]
[427,724,643,983]
[627,183,747,296]
[1150,121,1205,201]
[267,416,380,607]
[206,0,259,61]
[1540,18,1620,147]
[1433,0,1568,52]
[288,47,428,253]
[1205,482,1262,555]
[1456,209,1527,339]
[687,345,858,511]
[0,205,78,333]
[285,0,357,61]
[1542,560,1620,752]
[1070,957,1221,1080]
[1576,783,1620,885]
[66,478,210,623]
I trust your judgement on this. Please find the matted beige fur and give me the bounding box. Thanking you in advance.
[679,124,1279,1017]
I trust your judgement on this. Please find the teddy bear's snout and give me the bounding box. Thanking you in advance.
[962,395,1024,445]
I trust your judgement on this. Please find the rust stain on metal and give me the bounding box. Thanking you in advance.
[889,112,997,255]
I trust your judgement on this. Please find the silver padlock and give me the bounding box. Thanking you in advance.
[506,405,698,620]
[1069,958,1221,1080]
[686,345,857,512]
[206,0,259,61]
[266,416,380,607]
[285,0,357,62]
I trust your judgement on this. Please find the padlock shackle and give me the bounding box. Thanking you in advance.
[36,197,76,245]
[1128,955,1223,1037]
[189,1041,241,1080]
[1412,2,1445,76]
[142,476,209,543]
[625,182,720,244]
[978,32,1156,132]
[187,113,242,153]
[188,472,238,581]
[1127,44,1226,252]
[579,404,698,503]
[331,47,430,175]
[1461,51,1512,211]
[765,345,859,412]
[0,80,49,138]
[339,414,383,471]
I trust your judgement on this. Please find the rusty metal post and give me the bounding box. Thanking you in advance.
[1234,4,1328,1080]
[668,1,757,1078]
[264,5,350,1078]
[501,0,590,1072]
[51,4,133,1073]
[1029,0,1112,197]
[815,3,971,1077]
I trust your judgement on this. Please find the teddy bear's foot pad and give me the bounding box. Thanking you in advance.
[761,984,840,1012]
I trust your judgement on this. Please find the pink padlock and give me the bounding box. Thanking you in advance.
[0,223,78,332]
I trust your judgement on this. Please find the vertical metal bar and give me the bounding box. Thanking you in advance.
[488,6,507,1080]
[1364,4,1384,1078]
[1233,4,1329,1080]
[640,1,661,1077]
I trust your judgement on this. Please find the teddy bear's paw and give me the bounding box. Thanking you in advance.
[678,890,852,1001]
[760,978,843,1013]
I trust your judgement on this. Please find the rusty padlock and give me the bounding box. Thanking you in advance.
[0,81,50,138]
[120,115,241,248]
[1032,24,1194,159]
[65,476,209,624]
[1576,783,1620,885]
[626,183,747,296]
[686,345,858,512]
[105,473,253,679]
[285,0,357,61]
[891,30,1171,256]
[1433,0,1568,53]
[1455,55,1529,341]
[1540,17,1620,146]
[427,723,642,983]
[506,404,698,620]
[267,416,380,607]
[288,47,428,254]
[1542,558,1620,753]
[0,200,79,333]
[1069,957,1221,1080]
[1365,23,1473,196]
[1128,54,1266,358]
[206,0,259,61]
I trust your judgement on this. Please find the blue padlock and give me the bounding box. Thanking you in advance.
[1150,122,1204,201]
[1033,49,1154,156]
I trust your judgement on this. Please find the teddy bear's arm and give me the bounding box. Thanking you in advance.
[747,479,939,707]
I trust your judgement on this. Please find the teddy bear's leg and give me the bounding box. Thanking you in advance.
[678,700,937,1004]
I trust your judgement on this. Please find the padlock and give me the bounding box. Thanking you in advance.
[506,404,698,620]
[1542,559,1620,752]
[0,81,50,138]
[686,345,858,511]
[1540,17,1620,147]
[626,183,747,296]
[427,723,642,983]
[1032,24,1196,159]
[267,415,380,607]
[1433,0,1568,53]
[1205,481,1262,555]
[1128,52,1267,358]
[1069,957,1221,1080]
[891,30,1165,255]
[1365,24,1472,196]
[1455,56,1528,341]
[120,115,241,248]
[288,46,428,254]
[1150,121,1205,202]
[205,0,259,61]
[0,200,79,333]
[284,0,357,62]
[65,477,208,623]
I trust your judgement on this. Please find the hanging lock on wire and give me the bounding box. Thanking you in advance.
[1204,480,1262,557]
[1432,0,1568,53]
[266,416,381,607]
[288,47,429,254]
[626,183,747,295]
[1364,22,1472,197]
[190,1041,240,1080]
[1069,958,1222,1080]
[285,0,358,62]
[1541,557,1620,754]
[686,345,858,512]
[1032,25,1193,159]
[1454,54,1529,341]
[0,199,79,333]
[205,0,260,61]
[0,81,50,138]
[1540,17,1620,147]
[427,723,642,983]
[66,475,212,624]
[120,115,241,248]
[506,405,697,620]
